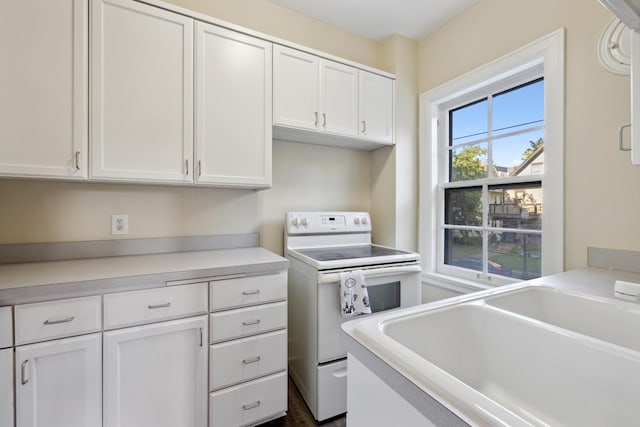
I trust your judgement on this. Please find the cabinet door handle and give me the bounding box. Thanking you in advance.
[43,316,75,325]
[361,120,366,133]
[242,401,261,410]
[242,289,260,296]
[21,360,29,385]
[322,113,327,128]
[148,303,171,309]
[242,356,261,364]
[242,319,261,326]
[185,159,189,176]
[314,112,318,127]
[199,327,203,347]
[74,151,80,170]
[198,160,202,177]
[619,124,632,151]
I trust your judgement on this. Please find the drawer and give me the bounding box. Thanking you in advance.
[210,329,286,391]
[210,301,286,343]
[15,295,101,345]
[317,359,347,421]
[0,306,12,348]
[209,371,287,427]
[209,272,287,311]
[104,282,207,329]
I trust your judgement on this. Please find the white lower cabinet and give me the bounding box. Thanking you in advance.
[15,333,102,427]
[0,348,13,427]
[209,273,288,426]
[103,316,208,427]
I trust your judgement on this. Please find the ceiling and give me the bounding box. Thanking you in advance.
[267,0,478,42]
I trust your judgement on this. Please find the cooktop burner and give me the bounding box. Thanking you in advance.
[296,245,411,262]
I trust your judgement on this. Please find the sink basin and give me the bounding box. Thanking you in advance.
[350,284,640,426]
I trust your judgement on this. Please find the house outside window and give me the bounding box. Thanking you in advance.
[419,30,564,290]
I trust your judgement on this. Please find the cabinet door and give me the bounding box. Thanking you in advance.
[0,348,13,427]
[0,0,88,179]
[103,316,207,427]
[359,71,394,144]
[91,0,194,183]
[273,45,320,131]
[320,60,358,137]
[15,333,102,427]
[195,23,272,188]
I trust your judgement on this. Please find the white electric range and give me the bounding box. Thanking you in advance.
[284,211,422,421]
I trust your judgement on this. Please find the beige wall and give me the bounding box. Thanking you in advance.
[419,0,640,270]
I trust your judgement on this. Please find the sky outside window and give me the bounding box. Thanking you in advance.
[450,79,544,171]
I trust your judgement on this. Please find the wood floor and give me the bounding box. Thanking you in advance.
[262,376,347,427]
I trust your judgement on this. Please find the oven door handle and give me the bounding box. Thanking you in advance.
[318,265,421,284]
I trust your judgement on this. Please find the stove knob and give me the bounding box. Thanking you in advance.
[292,218,299,226]
[301,217,309,226]
[354,217,360,225]
[361,217,368,225]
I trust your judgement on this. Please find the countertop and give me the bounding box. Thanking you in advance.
[0,246,289,305]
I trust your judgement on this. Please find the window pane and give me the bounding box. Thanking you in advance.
[445,187,482,226]
[450,143,488,182]
[492,79,544,136]
[489,232,541,280]
[450,99,488,145]
[489,182,542,230]
[492,132,544,174]
[444,229,482,272]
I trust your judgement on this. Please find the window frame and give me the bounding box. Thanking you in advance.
[419,29,564,291]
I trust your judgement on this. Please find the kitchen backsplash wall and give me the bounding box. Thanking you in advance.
[0,141,371,256]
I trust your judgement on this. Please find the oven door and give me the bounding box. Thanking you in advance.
[316,264,421,364]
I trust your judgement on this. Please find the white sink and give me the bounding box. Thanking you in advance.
[350,284,640,426]
[484,285,640,352]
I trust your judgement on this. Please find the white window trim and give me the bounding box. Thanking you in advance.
[419,28,565,290]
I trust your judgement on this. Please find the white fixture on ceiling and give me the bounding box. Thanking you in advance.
[266,0,478,42]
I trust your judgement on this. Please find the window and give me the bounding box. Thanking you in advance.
[444,79,544,281]
[419,30,564,289]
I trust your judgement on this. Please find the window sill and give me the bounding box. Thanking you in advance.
[421,272,497,295]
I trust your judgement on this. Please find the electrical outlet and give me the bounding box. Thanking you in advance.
[111,214,128,235]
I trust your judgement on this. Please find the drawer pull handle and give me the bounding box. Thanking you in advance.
[148,303,171,309]
[242,356,261,365]
[21,360,29,385]
[43,316,75,325]
[242,400,261,410]
[242,319,261,326]
[242,289,260,296]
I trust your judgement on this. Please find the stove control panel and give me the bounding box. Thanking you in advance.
[286,212,371,234]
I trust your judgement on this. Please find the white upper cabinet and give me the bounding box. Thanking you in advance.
[0,0,88,179]
[195,23,272,188]
[90,0,194,183]
[320,61,359,137]
[273,44,394,150]
[273,45,320,131]
[359,71,394,144]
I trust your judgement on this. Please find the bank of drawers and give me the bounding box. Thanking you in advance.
[209,272,287,426]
